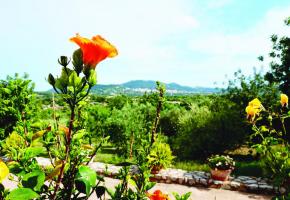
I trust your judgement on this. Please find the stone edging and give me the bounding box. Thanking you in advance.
[88,162,286,195]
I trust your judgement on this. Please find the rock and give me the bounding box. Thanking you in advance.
[199,178,208,186]
[247,184,259,191]
[243,180,257,184]
[165,179,172,184]
[177,177,184,184]
[154,174,162,180]
[279,187,286,194]
[229,181,240,189]
[259,184,273,192]
[170,176,178,182]
[188,178,195,185]
[213,180,224,185]
[221,184,231,190]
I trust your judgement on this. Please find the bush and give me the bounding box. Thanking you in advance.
[148,141,175,169]
[0,74,36,140]
[171,96,248,160]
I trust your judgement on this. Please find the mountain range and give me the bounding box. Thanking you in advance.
[90,80,220,95]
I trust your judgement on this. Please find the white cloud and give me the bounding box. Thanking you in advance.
[188,5,290,82]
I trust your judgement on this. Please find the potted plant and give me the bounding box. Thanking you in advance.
[148,142,175,174]
[207,155,235,181]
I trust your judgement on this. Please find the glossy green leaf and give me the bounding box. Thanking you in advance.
[6,188,39,200]
[75,166,97,196]
[22,170,45,191]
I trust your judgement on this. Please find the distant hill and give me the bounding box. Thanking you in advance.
[90,80,220,95]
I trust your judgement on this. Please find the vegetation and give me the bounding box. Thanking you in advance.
[0,17,290,200]
[207,155,235,170]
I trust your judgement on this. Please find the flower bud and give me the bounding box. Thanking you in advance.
[72,49,83,74]
[88,69,97,86]
[58,56,70,67]
[48,73,56,86]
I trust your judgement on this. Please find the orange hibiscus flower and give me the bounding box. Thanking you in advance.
[70,34,118,69]
[147,190,170,200]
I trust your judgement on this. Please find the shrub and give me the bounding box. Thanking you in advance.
[148,141,175,170]
[171,96,248,160]
[0,73,36,139]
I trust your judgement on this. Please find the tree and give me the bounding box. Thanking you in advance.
[0,73,36,139]
[264,19,290,96]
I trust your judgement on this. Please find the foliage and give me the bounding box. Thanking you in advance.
[207,155,235,170]
[0,73,37,140]
[264,20,290,96]
[159,106,186,137]
[107,138,156,200]
[224,69,280,110]
[105,102,154,157]
[172,192,192,200]
[245,95,290,198]
[148,141,175,170]
[172,96,248,160]
[0,34,117,200]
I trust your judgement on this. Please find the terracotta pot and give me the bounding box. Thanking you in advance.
[151,165,162,174]
[210,169,232,181]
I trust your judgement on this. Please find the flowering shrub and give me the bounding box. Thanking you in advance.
[246,94,290,198]
[0,34,117,200]
[207,155,235,170]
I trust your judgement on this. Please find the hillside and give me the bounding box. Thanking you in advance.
[90,80,220,95]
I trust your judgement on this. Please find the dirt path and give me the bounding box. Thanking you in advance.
[91,177,272,200]
[2,176,272,200]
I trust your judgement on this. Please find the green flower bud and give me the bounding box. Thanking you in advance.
[88,69,97,86]
[48,73,55,86]
[72,49,83,74]
[58,56,70,67]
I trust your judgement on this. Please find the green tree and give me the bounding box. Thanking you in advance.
[0,73,36,139]
[264,19,290,96]
[224,69,280,111]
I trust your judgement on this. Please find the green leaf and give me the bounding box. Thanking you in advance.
[183,192,192,200]
[22,170,45,191]
[75,166,97,196]
[72,129,86,141]
[2,88,11,94]
[24,147,46,160]
[77,166,96,186]
[6,188,39,200]
[95,186,106,198]
[69,71,81,88]
[75,178,91,196]
[145,182,156,191]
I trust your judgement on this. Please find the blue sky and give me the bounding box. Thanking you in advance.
[0,0,290,91]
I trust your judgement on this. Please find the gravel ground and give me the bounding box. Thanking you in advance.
[2,177,272,200]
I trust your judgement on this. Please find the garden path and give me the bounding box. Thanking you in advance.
[1,158,273,200]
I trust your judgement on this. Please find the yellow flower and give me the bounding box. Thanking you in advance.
[0,159,9,183]
[281,94,288,107]
[248,98,262,109]
[246,98,263,121]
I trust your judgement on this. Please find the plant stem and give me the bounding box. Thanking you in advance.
[150,94,163,145]
[51,105,75,200]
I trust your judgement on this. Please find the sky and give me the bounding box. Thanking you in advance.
[0,0,290,91]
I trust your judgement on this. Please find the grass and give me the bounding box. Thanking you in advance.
[173,160,210,172]
[94,144,269,178]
